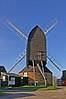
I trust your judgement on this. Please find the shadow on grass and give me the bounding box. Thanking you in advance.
[0,91,35,99]
[0,92,6,97]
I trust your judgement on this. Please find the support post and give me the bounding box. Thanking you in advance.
[52,74,55,86]
[32,60,36,86]
[41,60,47,86]
[7,75,9,86]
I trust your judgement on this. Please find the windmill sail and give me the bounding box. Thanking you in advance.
[4,19,28,40]
[8,53,26,73]
[44,19,58,34]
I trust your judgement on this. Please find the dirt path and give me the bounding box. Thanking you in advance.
[0,87,66,99]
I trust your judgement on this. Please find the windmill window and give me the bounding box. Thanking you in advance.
[37,51,45,60]
[37,52,42,60]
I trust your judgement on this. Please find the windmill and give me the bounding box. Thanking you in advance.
[3,19,63,86]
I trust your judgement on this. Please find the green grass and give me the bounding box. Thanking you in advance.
[0,85,62,91]
[38,86,62,91]
[0,92,5,97]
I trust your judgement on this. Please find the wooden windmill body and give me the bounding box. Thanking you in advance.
[26,25,52,86]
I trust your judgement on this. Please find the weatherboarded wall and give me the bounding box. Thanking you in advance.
[27,25,46,65]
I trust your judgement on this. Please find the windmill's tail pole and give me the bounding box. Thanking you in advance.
[8,53,26,73]
[32,60,36,86]
[37,63,47,86]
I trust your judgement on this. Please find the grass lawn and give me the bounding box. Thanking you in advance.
[0,92,5,97]
[0,85,62,91]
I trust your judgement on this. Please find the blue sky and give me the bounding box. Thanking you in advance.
[0,0,66,78]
